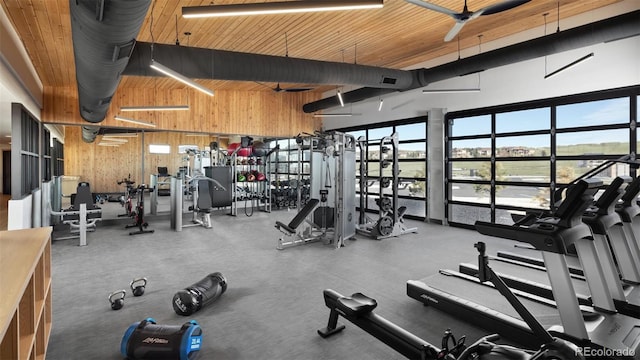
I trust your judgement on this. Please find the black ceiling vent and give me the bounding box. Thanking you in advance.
[381,77,397,85]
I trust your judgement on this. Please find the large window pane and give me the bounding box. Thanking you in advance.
[367,162,393,177]
[398,198,426,218]
[347,130,366,141]
[450,182,490,204]
[449,204,490,225]
[556,160,629,184]
[496,134,549,157]
[398,161,426,178]
[450,138,491,158]
[497,161,550,182]
[495,185,549,209]
[496,108,550,133]
[557,97,629,128]
[451,115,491,137]
[398,142,426,159]
[450,161,491,180]
[368,127,393,142]
[396,123,426,141]
[556,129,629,155]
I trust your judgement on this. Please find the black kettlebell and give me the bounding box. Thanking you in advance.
[109,290,126,310]
[130,277,147,297]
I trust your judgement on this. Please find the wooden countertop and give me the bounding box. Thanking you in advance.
[0,227,52,338]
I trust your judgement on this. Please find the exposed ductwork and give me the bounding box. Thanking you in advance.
[69,2,638,140]
[123,42,415,90]
[302,10,640,113]
[69,0,151,142]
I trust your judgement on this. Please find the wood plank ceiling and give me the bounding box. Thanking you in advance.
[1,0,623,105]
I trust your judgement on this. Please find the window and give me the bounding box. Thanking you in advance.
[495,134,549,157]
[335,117,428,220]
[451,115,491,136]
[446,89,639,228]
[496,108,550,133]
[149,144,171,154]
[556,129,628,156]
[396,123,426,141]
[557,97,630,128]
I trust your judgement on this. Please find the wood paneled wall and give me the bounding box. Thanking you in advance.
[64,127,265,193]
[43,85,321,137]
[53,84,321,193]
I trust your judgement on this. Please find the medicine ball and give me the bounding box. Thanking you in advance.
[227,142,252,157]
[251,141,270,157]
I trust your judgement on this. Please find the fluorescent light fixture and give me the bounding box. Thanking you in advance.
[422,88,481,94]
[337,90,344,107]
[182,0,383,18]
[115,115,157,128]
[103,133,138,138]
[150,59,215,96]
[544,52,594,79]
[98,143,122,147]
[378,99,384,111]
[313,113,353,118]
[99,137,128,143]
[121,105,189,112]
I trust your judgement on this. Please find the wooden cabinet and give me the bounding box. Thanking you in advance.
[1,227,53,360]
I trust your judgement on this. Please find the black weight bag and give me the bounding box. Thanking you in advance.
[120,318,202,360]
[173,272,227,316]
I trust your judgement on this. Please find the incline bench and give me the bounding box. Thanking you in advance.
[275,198,320,250]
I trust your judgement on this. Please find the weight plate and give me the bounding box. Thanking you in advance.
[379,197,392,212]
[377,216,394,237]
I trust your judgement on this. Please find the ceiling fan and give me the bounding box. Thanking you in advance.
[405,0,531,42]
[256,81,314,93]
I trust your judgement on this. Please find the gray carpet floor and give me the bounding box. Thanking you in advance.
[47,209,521,360]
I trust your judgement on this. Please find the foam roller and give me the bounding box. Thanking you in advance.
[173,272,227,316]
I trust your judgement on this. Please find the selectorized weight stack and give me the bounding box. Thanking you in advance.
[275,131,357,249]
[356,132,417,239]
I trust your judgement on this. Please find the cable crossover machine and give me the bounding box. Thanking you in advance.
[275,131,357,250]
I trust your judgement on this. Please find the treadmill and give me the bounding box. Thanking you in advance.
[458,176,640,317]
[407,179,640,359]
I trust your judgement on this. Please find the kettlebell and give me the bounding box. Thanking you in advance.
[130,277,147,297]
[109,290,126,310]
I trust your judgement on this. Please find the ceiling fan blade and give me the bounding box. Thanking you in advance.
[479,0,531,16]
[444,21,467,42]
[283,87,313,93]
[404,0,459,17]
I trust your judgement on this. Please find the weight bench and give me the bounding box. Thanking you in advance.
[54,182,102,246]
[275,198,321,250]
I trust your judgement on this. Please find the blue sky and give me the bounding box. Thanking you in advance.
[451,97,634,148]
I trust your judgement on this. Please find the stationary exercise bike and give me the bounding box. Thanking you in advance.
[117,174,136,218]
[126,184,154,236]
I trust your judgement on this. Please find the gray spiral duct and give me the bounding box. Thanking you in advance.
[69,0,151,142]
[123,42,414,90]
[302,10,640,113]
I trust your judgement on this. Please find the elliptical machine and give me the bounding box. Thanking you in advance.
[126,184,154,236]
